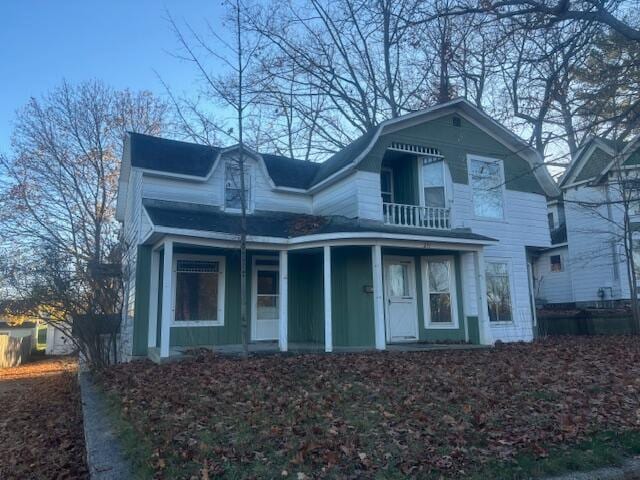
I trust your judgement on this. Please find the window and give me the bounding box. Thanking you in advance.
[225,161,250,210]
[469,157,504,219]
[424,258,457,326]
[550,255,563,272]
[423,159,446,208]
[174,259,224,324]
[486,262,512,322]
[380,168,394,203]
[256,269,279,320]
[388,263,410,297]
[548,212,555,230]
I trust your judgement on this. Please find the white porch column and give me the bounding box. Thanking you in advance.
[278,250,288,352]
[160,239,173,358]
[371,245,386,350]
[473,249,494,346]
[323,245,333,353]
[147,249,160,349]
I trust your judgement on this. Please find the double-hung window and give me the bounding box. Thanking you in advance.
[423,159,446,208]
[225,161,251,211]
[174,257,225,326]
[423,257,457,327]
[469,157,504,219]
[485,261,513,323]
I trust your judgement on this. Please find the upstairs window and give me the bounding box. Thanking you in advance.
[225,161,251,210]
[548,212,555,230]
[423,159,446,208]
[550,255,563,272]
[469,157,504,219]
[380,168,394,203]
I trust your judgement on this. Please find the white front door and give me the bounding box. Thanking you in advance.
[384,256,419,342]
[252,259,279,341]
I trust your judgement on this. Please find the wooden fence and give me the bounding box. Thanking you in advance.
[0,334,32,368]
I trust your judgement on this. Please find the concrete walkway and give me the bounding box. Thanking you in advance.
[544,457,640,480]
[79,371,132,480]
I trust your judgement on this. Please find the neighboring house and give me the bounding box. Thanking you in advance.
[116,98,558,362]
[0,321,38,350]
[45,324,74,355]
[534,136,640,307]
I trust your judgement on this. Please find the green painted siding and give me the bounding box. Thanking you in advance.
[331,247,376,347]
[467,316,480,344]
[132,245,152,356]
[359,113,544,195]
[288,252,324,344]
[575,147,613,182]
[624,148,640,166]
[383,152,419,204]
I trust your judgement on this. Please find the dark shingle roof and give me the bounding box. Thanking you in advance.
[130,132,219,177]
[129,133,321,189]
[311,129,378,185]
[261,153,320,189]
[143,199,495,243]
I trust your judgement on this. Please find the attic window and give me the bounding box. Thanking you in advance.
[452,117,462,127]
[225,161,251,211]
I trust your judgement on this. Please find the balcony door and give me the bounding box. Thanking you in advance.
[383,256,419,342]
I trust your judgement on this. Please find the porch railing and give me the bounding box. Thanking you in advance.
[383,202,450,230]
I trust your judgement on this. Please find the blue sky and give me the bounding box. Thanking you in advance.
[0,0,226,153]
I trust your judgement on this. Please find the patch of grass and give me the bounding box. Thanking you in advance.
[471,430,640,479]
[101,390,156,480]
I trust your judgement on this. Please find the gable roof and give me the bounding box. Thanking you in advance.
[560,135,639,188]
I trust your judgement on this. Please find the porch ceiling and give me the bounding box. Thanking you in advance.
[143,199,495,244]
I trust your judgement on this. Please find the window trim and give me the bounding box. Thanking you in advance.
[421,255,459,329]
[223,160,253,213]
[380,167,395,203]
[485,257,515,325]
[171,254,226,327]
[467,154,506,221]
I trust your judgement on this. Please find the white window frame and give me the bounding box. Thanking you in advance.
[418,157,448,209]
[421,255,459,329]
[467,154,506,221]
[223,160,253,213]
[485,257,515,325]
[171,254,226,327]
[380,167,395,203]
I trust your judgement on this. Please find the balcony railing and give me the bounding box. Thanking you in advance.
[383,202,450,230]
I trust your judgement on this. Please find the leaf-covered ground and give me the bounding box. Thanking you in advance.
[0,356,88,480]
[100,337,640,479]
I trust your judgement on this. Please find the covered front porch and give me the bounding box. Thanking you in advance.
[131,231,496,362]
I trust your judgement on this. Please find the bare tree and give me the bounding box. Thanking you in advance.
[0,80,167,367]
[168,0,265,357]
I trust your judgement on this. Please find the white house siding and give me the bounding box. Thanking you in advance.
[141,155,313,214]
[534,246,573,304]
[356,171,383,220]
[312,173,360,217]
[452,184,549,342]
[120,169,144,360]
[564,185,621,303]
[460,252,478,317]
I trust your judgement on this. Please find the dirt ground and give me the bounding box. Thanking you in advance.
[0,356,88,479]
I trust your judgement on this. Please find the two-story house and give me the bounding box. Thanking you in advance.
[535,135,640,307]
[116,98,558,362]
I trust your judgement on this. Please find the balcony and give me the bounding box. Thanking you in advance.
[383,202,450,230]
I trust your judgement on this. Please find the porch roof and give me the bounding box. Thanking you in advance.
[142,199,495,243]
